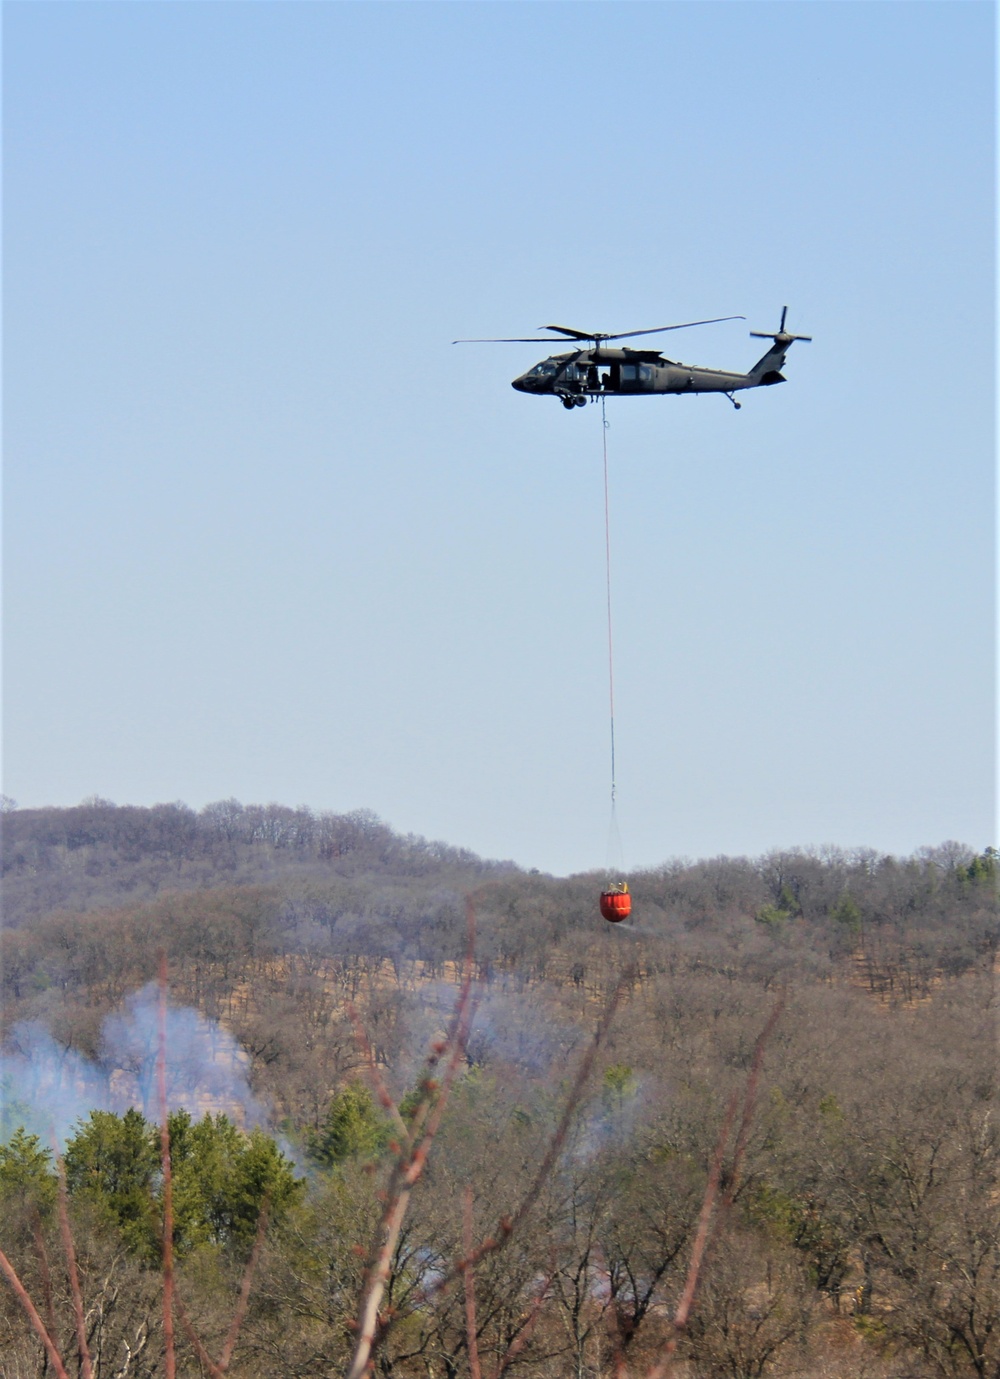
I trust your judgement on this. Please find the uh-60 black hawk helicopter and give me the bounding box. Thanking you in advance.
[455,307,810,410]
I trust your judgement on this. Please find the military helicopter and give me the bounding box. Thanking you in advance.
[455,308,811,410]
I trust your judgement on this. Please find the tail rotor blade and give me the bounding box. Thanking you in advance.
[749,307,811,342]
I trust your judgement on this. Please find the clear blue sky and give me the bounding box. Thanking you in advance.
[4,1,995,874]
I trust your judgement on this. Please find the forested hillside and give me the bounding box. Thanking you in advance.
[1,802,997,1379]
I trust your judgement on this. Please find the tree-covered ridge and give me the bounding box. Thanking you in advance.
[3,971,997,1379]
[1,799,514,927]
[1,804,997,1378]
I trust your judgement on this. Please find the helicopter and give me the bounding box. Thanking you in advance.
[454,308,811,410]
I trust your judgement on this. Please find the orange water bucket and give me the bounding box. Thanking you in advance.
[600,890,632,923]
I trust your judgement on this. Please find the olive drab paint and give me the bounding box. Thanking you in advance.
[456,308,811,411]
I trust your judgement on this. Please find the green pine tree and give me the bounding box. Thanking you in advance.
[308,1082,391,1168]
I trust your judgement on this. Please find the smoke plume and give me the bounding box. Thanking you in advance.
[2,983,268,1145]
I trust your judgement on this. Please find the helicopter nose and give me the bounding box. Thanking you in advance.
[512,375,529,392]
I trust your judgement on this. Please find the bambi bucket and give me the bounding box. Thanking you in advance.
[599,890,632,923]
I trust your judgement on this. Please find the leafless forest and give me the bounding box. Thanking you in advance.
[1,799,997,1379]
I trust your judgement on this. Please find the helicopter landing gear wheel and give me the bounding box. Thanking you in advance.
[724,391,742,410]
[573,395,587,407]
[561,396,576,410]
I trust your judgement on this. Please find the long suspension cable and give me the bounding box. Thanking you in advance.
[601,395,617,809]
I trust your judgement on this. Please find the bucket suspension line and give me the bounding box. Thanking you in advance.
[599,396,629,919]
[601,395,617,809]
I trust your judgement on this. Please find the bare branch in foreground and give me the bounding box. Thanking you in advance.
[723,996,785,1207]
[30,1208,58,1348]
[157,949,176,1379]
[490,1269,553,1379]
[219,1198,271,1370]
[54,1149,94,1379]
[347,1004,410,1140]
[462,1185,483,1379]
[172,1193,272,1378]
[344,901,477,1379]
[346,897,627,1379]
[175,1294,226,1379]
[644,997,784,1379]
[0,1246,71,1379]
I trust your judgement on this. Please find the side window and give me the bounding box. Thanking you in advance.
[621,364,637,382]
[638,365,653,383]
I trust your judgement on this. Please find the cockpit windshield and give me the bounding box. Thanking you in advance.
[528,360,559,378]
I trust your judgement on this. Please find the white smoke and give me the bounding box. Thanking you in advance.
[1,983,269,1146]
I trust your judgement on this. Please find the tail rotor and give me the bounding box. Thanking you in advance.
[749,306,812,344]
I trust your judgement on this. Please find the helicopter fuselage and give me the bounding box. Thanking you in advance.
[512,341,790,410]
[454,309,809,410]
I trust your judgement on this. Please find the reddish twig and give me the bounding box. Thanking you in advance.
[173,1196,271,1376]
[644,997,784,1379]
[175,1293,225,1379]
[0,1246,71,1379]
[504,975,626,1245]
[722,997,785,1207]
[30,1208,58,1349]
[463,1186,483,1379]
[53,1149,94,1379]
[347,1004,409,1139]
[490,1269,553,1379]
[347,902,623,1379]
[218,1198,271,1370]
[404,965,628,1342]
[674,1091,738,1334]
[443,971,628,1292]
[157,950,176,1379]
[602,1264,631,1379]
[643,1089,739,1379]
[345,920,476,1379]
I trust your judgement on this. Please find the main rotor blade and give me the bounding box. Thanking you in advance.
[540,317,744,342]
[539,325,600,340]
[452,336,580,344]
[603,316,745,341]
[454,315,745,346]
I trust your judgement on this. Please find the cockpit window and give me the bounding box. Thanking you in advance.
[529,361,558,378]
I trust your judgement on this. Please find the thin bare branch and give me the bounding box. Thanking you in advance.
[157,949,176,1379]
[678,1092,738,1333]
[0,1246,71,1379]
[403,967,474,1186]
[490,1270,553,1379]
[444,971,629,1293]
[723,996,785,1207]
[172,1198,271,1378]
[347,1003,409,1139]
[644,997,784,1379]
[346,900,620,1379]
[347,1175,414,1379]
[174,1293,225,1379]
[643,1089,738,1379]
[505,973,627,1244]
[218,1198,270,1370]
[53,1149,94,1379]
[30,1208,58,1347]
[463,1186,483,1379]
[601,1263,631,1379]
[344,904,477,1379]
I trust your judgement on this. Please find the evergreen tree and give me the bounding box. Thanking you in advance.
[308,1082,390,1168]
